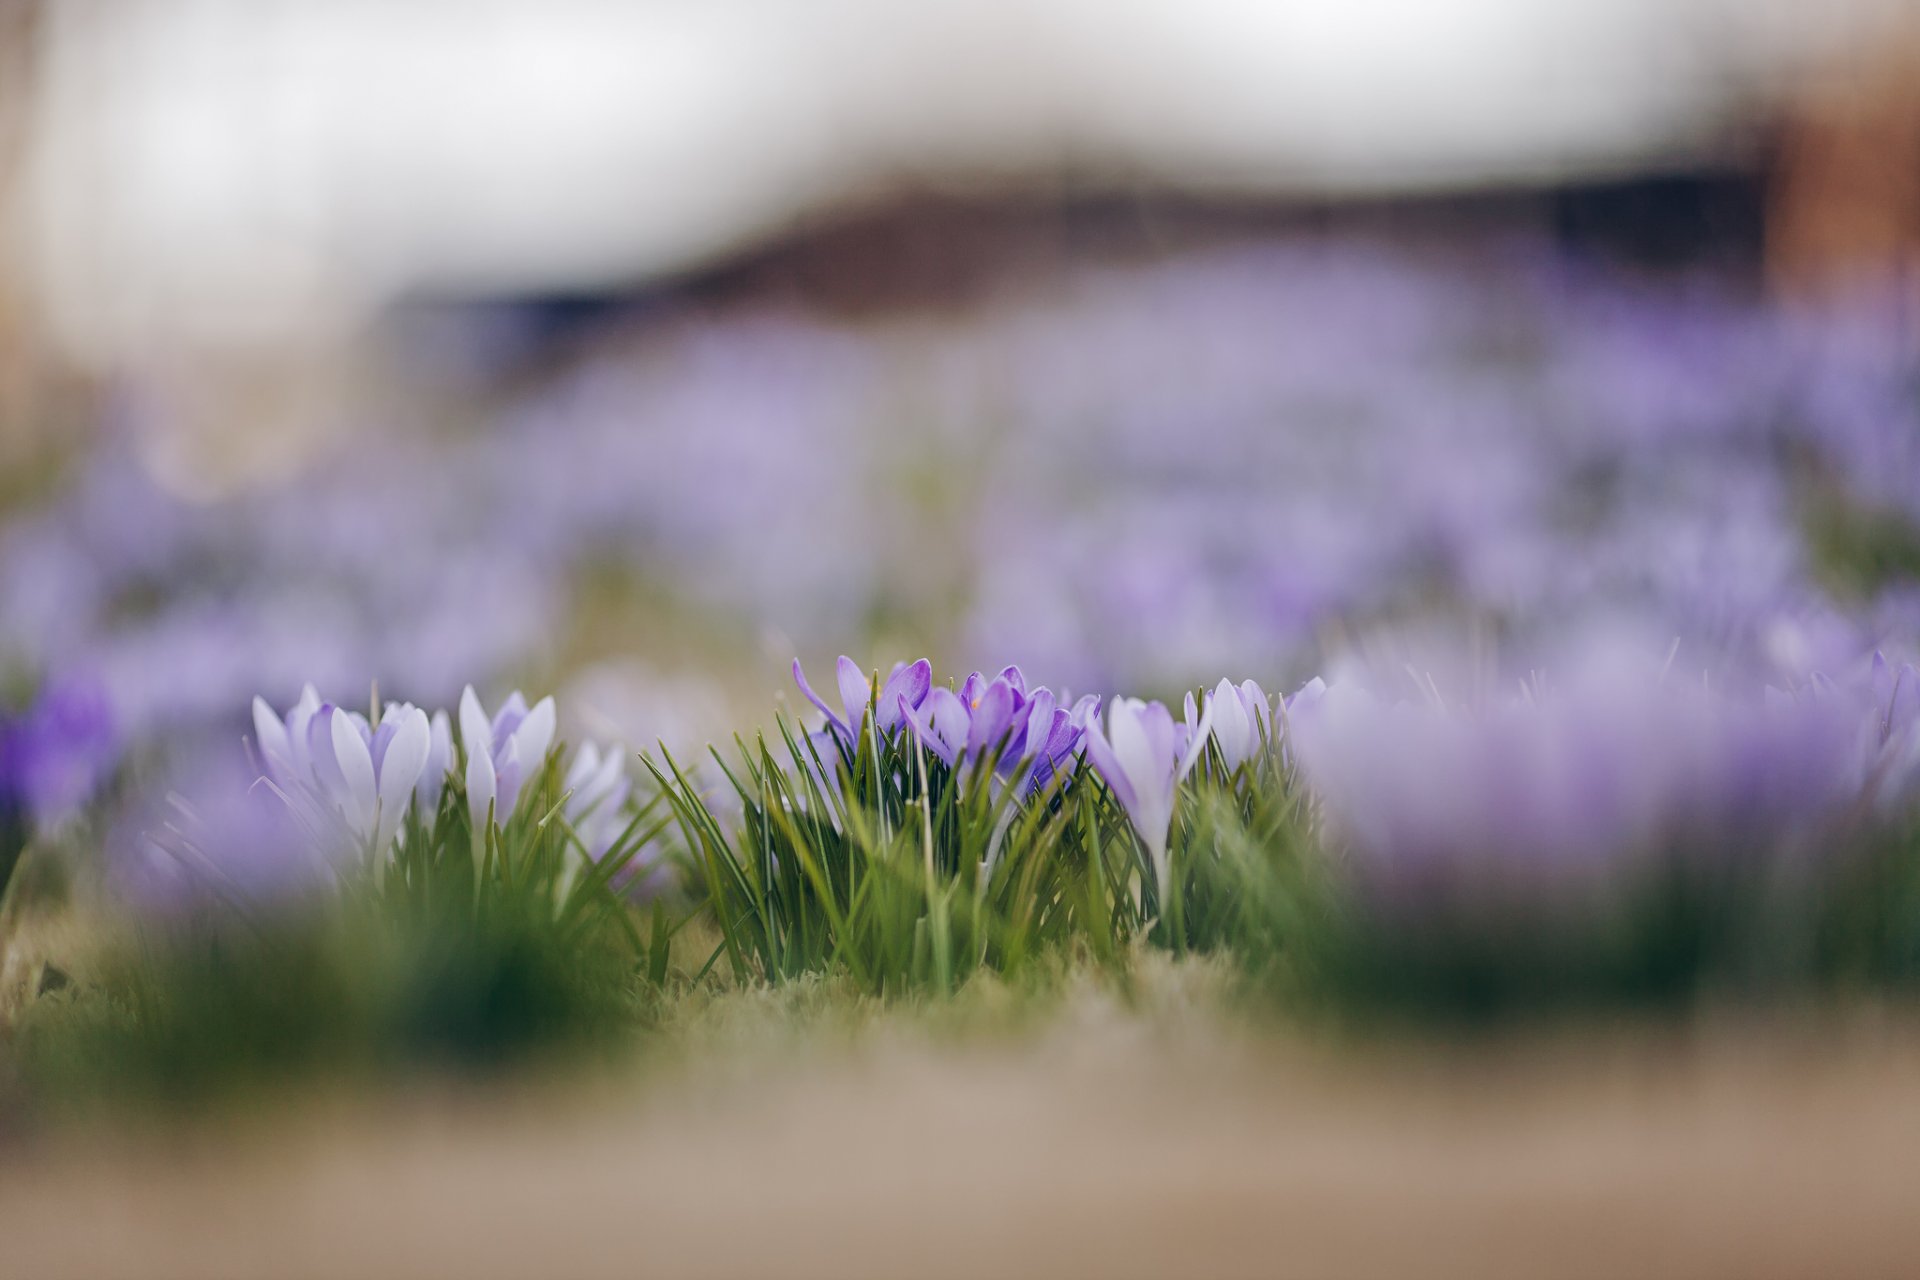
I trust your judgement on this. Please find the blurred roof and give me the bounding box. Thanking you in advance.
[4,0,1914,361]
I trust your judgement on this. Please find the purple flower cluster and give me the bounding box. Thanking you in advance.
[793,656,1097,794]
[1284,642,1890,917]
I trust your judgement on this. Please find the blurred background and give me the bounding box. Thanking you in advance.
[4,0,1920,817]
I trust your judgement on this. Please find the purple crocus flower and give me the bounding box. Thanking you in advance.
[1082,696,1212,905]
[792,656,932,745]
[459,686,558,827]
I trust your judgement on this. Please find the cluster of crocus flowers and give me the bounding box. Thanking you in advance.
[900,668,1097,789]
[250,684,635,870]
[252,685,436,858]
[792,656,1097,792]
[793,656,1303,905]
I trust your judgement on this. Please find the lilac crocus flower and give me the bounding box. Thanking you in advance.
[460,686,557,827]
[1082,696,1212,905]
[1183,678,1273,771]
[793,656,932,745]
[564,739,631,860]
[252,689,432,857]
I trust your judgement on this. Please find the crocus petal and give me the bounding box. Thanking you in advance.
[792,658,851,738]
[491,691,530,743]
[252,696,293,782]
[509,696,557,771]
[416,710,452,813]
[467,740,497,828]
[374,706,431,853]
[495,737,527,819]
[1208,678,1252,768]
[1176,696,1215,781]
[967,680,1018,757]
[1081,719,1139,816]
[1108,700,1162,794]
[330,706,379,839]
[368,713,398,777]
[903,692,961,767]
[1241,680,1273,738]
[308,706,348,795]
[285,686,322,779]
[459,685,493,760]
[1019,691,1056,762]
[835,657,872,733]
[565,741,602,793]
[875,659,932,732]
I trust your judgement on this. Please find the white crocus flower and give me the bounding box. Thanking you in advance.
[564,740,632,861]
[1184,678,1273,771]
[460,686,557,827]
[1082,696,1212,907]
[251,688,431,858]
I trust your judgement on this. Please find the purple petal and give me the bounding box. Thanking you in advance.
[792,658,852,739]
[876,658,933,732]
[835,657,871,732]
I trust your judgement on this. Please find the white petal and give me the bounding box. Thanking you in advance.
[373,709,430,856]
[1177,695,1215,781]
[252,695,292,781]
[586,743,625,804]
[467,741,497,828]
[285,696,318,779]
[377,707,431,820]
[1106,700,1159,795]
[330,707,378,838]
[565,741,601,793]
[459,685,492,759]
[510,696,557,768]
[416,709,453,812]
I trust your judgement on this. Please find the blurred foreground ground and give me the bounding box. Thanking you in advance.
[4,969,1920,1279]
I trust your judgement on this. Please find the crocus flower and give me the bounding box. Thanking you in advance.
[251,684,324,793]
[1183,678,1272,771]
[460,686,557,827]
[564,739,631,860]
[1082,696,1212,905]
[793,656,932,745]
[252,688,431,857]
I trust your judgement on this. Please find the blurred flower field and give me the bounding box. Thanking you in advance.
[4,231,1920,1110]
